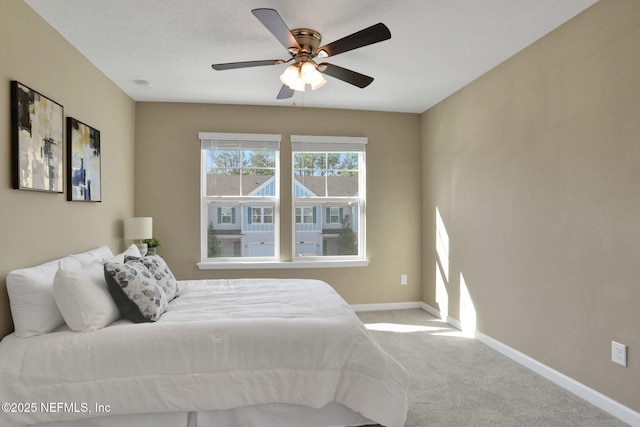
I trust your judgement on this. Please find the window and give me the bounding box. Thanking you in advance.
[328,207,342,224]
[296,206,315,224]
[292,135,366,261]
[218,207,235,224]
[199,133,367,268]
[200,132,280,261]
[249,206,273,224]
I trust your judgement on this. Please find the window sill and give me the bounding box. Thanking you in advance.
[197,259,369,270]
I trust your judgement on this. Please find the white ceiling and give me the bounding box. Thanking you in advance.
[26,0,598,114]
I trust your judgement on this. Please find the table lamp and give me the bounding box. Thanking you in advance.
[124,217,152,256]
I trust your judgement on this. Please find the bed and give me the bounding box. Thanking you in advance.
[0,246,408,427]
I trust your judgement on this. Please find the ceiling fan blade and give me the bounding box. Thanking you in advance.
[276,85,294,99]
[318,23,391,57]
[317,63,374,88]
[252,8,301,52]
[211,60,282,71]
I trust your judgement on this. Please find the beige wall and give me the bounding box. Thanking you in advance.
[422,0,640,411]
[0,0,136,337]
[134,103,422,305]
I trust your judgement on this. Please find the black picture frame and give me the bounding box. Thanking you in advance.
[67,117,102,202]
[10,81,64,193]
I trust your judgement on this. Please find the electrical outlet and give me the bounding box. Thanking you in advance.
[400,274,407,285]
[612,341,627,367]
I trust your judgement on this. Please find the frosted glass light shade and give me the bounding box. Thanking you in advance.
[300,62,317,84]
[310,71,327,90]
[279,65,299,87]
[290,78,306,92]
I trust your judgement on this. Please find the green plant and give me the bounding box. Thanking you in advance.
[144,237,162,248]
[337,215,357,255]
[207,222,219,257]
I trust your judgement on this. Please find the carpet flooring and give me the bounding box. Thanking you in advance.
[356,309,628,427]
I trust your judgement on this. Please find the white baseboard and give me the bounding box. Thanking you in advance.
[350,301,424,312]
[474,330,640,427]
[353,301,640,427]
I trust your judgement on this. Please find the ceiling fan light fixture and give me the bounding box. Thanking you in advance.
[280,64,299,87]
[212,9,391,99]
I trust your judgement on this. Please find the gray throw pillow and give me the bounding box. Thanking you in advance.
[104,262,167,323]
[125,255,179,301]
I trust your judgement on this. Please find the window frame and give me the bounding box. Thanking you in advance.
[291,135,367,263]
[197,133,369,269]
[200,132,281,263]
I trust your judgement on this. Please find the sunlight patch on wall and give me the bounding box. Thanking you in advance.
[436,262,449,321]
[436,207,449,281]
[459,273,477,334]
[435,207,450,320]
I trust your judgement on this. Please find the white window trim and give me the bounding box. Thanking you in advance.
[197,259,369,269]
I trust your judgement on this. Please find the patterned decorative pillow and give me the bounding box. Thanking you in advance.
[104,262,167,323]
[125,255,179,301]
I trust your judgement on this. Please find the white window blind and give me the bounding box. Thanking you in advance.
[291,135,367,152]
[200,132,281,151]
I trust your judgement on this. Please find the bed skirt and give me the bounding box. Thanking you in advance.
[34,403,376,427]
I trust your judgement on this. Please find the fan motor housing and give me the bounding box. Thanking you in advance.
[290,28,322,56]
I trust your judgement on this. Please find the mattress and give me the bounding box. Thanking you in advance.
[0,278,408,427]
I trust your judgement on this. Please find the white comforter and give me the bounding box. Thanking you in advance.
[0,279,408,427]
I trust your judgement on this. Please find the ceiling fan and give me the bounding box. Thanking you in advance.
[211,8,391,99]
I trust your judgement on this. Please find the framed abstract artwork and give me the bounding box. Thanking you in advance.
[67,117,101,202]
[10,81,64,193]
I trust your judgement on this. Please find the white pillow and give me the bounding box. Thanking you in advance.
[7,256,81,337]
[69,246,114,267]
[53,260,120,332]
[102,244,142,264]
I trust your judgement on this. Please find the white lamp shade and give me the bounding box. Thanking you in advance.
[124,217,153,240]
